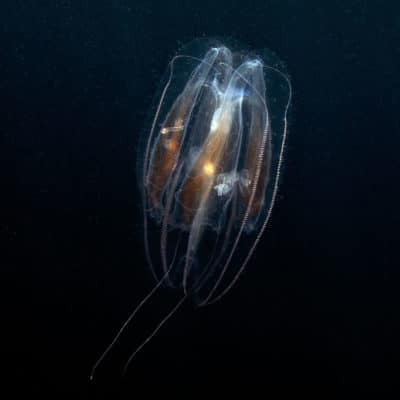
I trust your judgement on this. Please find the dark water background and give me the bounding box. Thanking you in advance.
[1,0,400,397]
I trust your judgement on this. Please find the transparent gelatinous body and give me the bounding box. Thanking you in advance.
[140,39,291,305]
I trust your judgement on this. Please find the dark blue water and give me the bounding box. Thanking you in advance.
[1,0,399,397]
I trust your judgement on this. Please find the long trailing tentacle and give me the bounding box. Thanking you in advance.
[89,267,173,381]
[122,295,187,376]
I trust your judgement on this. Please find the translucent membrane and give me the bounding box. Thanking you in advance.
[140,39,291,305]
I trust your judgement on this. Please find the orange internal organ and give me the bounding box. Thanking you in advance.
[147,104,187,210]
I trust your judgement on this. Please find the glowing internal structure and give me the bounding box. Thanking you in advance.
[141,41,291,305]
